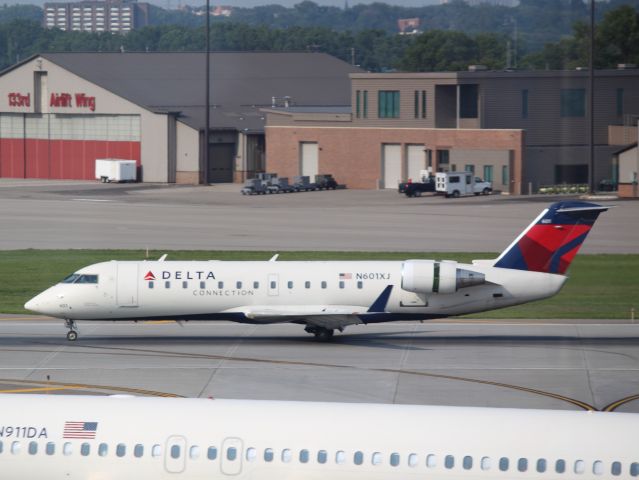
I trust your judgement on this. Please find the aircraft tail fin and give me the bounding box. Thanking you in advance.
[493,201,608,274]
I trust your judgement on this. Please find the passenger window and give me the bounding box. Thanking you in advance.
[537,458,547,472]
[270,281,276,289]
[299,449,309,463]
[28,441,37,455]
[335,451,345,464]
[171,445,181,459]
[463,455,473,470]
[354,451,364,465]
[236,281,242,289]
[189,446,200,460]
[98,443,108,457]
[593,460,604,475]
[182,281,188,289]
[207,447,217,460]
[199,281,205,289]
[372,452,382,465]
[518,458,528,472]
[165,281,170,289]
[339,281,344,289]
[305,281,311,289]
[11,441,21,454]
[390,452,400,467]
[574,460,585,474]
[631,463,639,476]
[357,281,363,289]
[134,444,144,458]
[263,448,273,462]
[80,443,90,456]
[317,450,327,464]
[499,457,509,471]
[408,453,418,467]
[151,445,161,457]
[611,461,622,476]
[281,449,291,463]
[321,281,327,289]
[253,281,259,289]
[445,455,455,469]
[288,281,293,289]
[481,456,491,470]
[116,444,126,457]
[63,442,72,456]
[46,442,55,455]
[246,447,256,462]
[226,447,236,461]
[556,459,566,473]
[149,281,154,289]
[218,281,224,289]
[426,454,437,468]
[0,440,3,454]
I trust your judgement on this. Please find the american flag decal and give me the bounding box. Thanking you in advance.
[63,421,98,439]
[339,273,352,280]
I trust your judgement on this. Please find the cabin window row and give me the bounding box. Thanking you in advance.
[3,440,637,477]
[147,280,366,290]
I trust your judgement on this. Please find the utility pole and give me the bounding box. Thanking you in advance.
[589,0,595,193]
[204,0,210,184]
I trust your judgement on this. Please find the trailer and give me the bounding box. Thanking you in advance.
[95,159,137,183]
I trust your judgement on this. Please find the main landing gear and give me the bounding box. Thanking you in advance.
[304,326,334,341]
[65,319,78,341]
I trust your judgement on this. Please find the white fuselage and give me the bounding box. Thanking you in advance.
[25,259,566,322]
[1,394,637,480]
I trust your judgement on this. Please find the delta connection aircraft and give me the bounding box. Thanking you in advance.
[2,394,638,480]
[25,201,607,341]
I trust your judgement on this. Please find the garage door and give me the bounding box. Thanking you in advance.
[382,144,401,189]
[406,144,426,183]
[300,142,318,179]
[208,143,235,183]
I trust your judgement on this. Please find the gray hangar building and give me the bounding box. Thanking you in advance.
[0,52,360,183]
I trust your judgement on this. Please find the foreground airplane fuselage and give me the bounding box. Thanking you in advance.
[1,394,638,480]
[24,201,608,340]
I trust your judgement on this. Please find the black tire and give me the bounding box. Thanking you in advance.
[483,188,491,195]
[67,330,78,341]
[415,191,422,197]
[452,190,460,198]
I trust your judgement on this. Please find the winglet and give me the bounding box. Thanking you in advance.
[269,254,279,262]
[367,285,393,313]
[158,254,168,262]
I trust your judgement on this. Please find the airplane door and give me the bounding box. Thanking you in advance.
[221,437,243,476]
[116,262,138,307]
[164,435,187,474]
[267,274,279,297]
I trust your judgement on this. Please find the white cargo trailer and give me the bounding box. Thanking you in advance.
[95,159,137,183]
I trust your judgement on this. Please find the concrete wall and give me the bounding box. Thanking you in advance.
[176,120,200,184]
[618,146,638,185]
[266,126,524,192]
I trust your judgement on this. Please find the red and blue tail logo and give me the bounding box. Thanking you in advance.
[493,202,608,275]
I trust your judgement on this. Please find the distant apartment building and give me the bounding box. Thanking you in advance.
[397,18,421,35]
[43,0,150,33]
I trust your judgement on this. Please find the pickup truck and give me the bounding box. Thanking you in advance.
[399,177,436,197]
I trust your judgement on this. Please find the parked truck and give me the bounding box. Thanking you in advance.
[435,171,492,198]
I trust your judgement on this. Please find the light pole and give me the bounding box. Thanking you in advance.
[589,0,595,193]
[204,0,211,184]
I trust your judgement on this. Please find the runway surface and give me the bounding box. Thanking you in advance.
[1,316,638,412]
[0,179,634,252]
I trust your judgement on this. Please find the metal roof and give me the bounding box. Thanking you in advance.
[38,52,361,132]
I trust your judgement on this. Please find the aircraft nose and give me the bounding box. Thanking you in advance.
[24,296,40,312]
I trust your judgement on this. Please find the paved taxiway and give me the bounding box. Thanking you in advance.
[0,317,637,412]
[0,179,634,252]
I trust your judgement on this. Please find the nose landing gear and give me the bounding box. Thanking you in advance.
[65,319,78,341]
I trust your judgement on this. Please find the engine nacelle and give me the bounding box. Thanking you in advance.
[401,260,485,295]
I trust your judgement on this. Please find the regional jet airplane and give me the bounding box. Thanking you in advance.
[1,394,638,479]
[25,201,607,341]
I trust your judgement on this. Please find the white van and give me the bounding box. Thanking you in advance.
[435,171,492,198]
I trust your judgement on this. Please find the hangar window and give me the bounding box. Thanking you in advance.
[339,281,345,289]
[165,281,170,289]
[288,281,294,289]
[611,461,622,475]
[207,447,217,460]
[236,281,242,289]
[148,281,154,289]
[499,457,509,471]
[353,451,364,465]
[253,281,259,289]
[518,458,528,472]
[218,281,224,289]
[305,281,311,289]
[46,442,55,455]
[80,443,90,456]
[299,449,309,463]
[151,445,161,457]
[536,459,547,472]
[335,450,345,464]
[182,281,188,289]
[321,281,327,289]
[246,447,256,462]
[263,448,273,462]
[200,281,206,289]
[556,459,566,473]
[281,449,292,463]
[390,453,400,466]
[445,455,455,469]
[134,444,144,458]
[317,450,327,464]
[189,446,200,460]
[116,444,126,457]
[408,453,418,467]
[28,441,38,455]
[357,281,363,289]
[372,452,382,465]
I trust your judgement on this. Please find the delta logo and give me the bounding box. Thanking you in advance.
[143,270,216,281]
[144,271,156,281]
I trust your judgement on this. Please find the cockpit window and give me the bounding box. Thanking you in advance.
[61,274,98,284]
